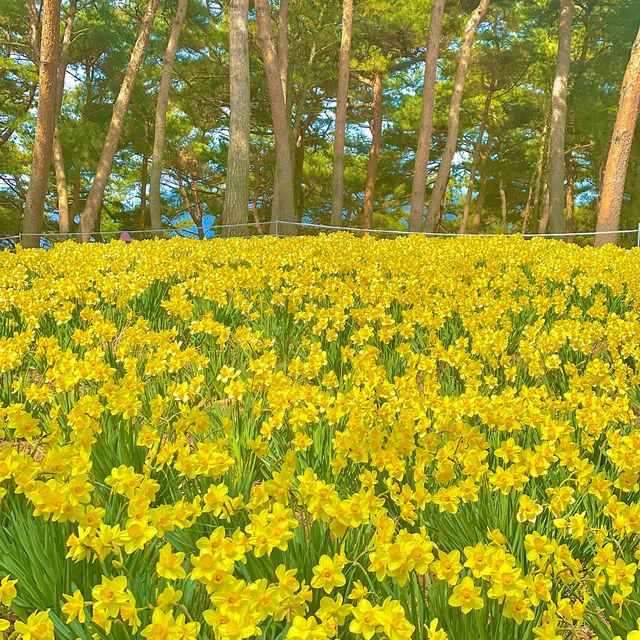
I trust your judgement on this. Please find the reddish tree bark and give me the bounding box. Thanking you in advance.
[547,0,573,235]
[330,0,354,226]
[460,83,493,234]
[409,0,444,231]
[595,24,640,246]
[565,155,575,239]
[521,121,548,234]
[538,184,550,234]
[53,0,77,236]
[255,0,296,234]
[149,0,188,233]
[424,0,490,232]
[362,70,383,230]
[80,0,161,240]
[22,0,60,248]
[471,133,494,234]
[408,0,445,232]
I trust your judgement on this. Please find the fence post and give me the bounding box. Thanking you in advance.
[637,223,640,248]
[275,220,280,237]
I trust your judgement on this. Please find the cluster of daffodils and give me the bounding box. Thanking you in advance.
[1,234,640,639]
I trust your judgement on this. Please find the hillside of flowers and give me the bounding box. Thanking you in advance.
[1,235,640,639]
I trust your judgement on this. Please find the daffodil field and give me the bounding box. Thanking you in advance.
[3,235,640,640]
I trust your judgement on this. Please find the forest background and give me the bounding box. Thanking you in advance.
[1,0,639,246]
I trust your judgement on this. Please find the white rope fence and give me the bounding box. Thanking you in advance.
[3,221,640,247]
[277,221,640,240]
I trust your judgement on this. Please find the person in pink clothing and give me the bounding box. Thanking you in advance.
[119,231,133,243]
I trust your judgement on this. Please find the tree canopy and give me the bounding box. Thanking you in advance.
[1,0,639,242]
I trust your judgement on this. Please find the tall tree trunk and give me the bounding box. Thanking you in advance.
[23,0,60,248]
[521,121,548,233]
[408,0,445,231]
[52,130,69,235]
[499,174,507,232]
[471,132,494,234]
[53,0,76,237]
[330,0,354,226]
[54,0,76,118]
[424,0,489,232]
[362,70,383,230]
[29,0,76,239]
[140,149,148,229]
[222,0,250,237]
[80,0,161,241]
[149,0,188,233]
[565,154,575,239]
[459,83,493,234]
[255,0,296,234]
[193,184,204,238]
[595,23,640,247]
[294,133,305,217]
[547,0,573,235]
[471,180,486,235]
[68,63,93,231]
[278,0,289,101]
[269,0,290,227]
[538,184,550,234]
[70,164,80,230]
[290,33,321,221]
[521,170,536,234]
[435,190,446,232]
[68,62,93,233]
[250,192,264,234]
